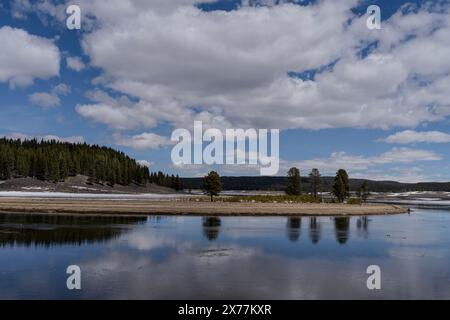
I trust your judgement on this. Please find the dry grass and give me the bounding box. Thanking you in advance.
[0,197,408,216]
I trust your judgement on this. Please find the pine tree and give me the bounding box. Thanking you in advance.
[286,167,301,195]
[333,169,350,203]
[49,158,60,182]
[59,155,68,180]
[203,171,222,202]
[309,168,321,198]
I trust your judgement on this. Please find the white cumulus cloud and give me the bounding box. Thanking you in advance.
[383,130,450,144]
[16,1,450,132]
[136,160,154,168]
[3,132,84,144]
[29,92,60,108]
[75,1,450,131]
[0,26,59,87]
[286,148,442,174]
[29,83,71,109]
[66,56,86,72]
[114,132,172,150]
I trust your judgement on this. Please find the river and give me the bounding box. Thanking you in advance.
[0,207,449,299]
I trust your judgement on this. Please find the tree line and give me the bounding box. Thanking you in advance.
[183,175,450,193]
[285,167,369,203]
[0,138,182,190]
[202,168,369,203]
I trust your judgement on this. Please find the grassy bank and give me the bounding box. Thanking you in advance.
[193,194,363,204]
[221,194,321,203]
[0,197,407,216]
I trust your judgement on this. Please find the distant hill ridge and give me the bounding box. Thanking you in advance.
[182,176,450,193]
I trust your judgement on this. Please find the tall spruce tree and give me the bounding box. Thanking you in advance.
[286,167,301,195]
[309,168,321,198]
[333,169,350,203]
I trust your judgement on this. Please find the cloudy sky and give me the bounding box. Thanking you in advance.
[1,0,450,182]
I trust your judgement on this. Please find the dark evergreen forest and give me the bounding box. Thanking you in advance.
[0,138,183,190]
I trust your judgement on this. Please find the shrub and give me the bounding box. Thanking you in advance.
[347,197,362,205]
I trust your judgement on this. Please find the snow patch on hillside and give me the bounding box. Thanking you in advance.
[21,187,50,191]
[0,191,189,200]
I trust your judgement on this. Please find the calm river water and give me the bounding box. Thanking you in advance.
[0,208,449,299]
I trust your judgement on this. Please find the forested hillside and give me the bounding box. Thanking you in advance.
[0,138,182,190]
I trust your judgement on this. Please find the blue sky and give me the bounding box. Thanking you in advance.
[1,0,450,182]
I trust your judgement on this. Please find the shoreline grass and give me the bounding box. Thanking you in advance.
[0,197,408,216]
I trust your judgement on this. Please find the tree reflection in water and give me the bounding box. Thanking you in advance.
[356,216,369,238]
[0,214,147,247]
[202,217,221,241]
[286,217,301,242]
[309,217,321,244]
[334,217,350,244]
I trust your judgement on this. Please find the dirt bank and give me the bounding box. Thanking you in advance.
[0,198,408,216]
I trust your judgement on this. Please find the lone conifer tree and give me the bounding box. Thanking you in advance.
[203,171,222,202]
[309,168,321,198]
[333,169,349,203]
[286,167,301,195]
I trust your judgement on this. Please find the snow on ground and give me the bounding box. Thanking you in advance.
[0,191,192,200]
[219,190,285,196]
[21,187,50,191]
[71,186,100,191]
[385,191,450,197]
[372,199,450,206]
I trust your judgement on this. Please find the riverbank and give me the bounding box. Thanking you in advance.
[0,198,407,216]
